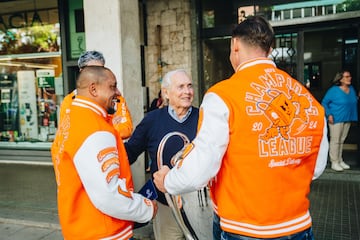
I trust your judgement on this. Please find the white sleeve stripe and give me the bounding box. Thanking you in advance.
[165,92,229,194]
[74,131,153,222]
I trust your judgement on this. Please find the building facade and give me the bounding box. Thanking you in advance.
[0,0,359,186]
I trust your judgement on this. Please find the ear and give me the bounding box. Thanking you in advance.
[89,82,97,97]
[161,87,168,99]
[232,38,240,52]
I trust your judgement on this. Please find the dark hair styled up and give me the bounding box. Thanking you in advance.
[232,15,274,54]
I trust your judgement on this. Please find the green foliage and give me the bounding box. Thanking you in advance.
[0,24,59,55]
[337,0,360,12]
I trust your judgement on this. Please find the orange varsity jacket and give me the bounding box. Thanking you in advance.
[51,96,153,240]
[208,58,326,238]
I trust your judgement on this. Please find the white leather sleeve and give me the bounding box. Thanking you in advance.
[74,131,153,223]
[313,117,329,180]
[164,92,230,195]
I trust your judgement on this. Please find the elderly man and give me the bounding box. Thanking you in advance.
[125,69,199,240]
[51,66,157,239]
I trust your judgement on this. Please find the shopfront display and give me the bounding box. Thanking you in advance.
[17,70,38,141]
[0,58,61,144]
[36,69,57,142]
[0,73,18,141]
[0,1,62,146]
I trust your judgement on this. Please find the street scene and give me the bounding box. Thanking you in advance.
[1,0,360,240]
[0,149,359,240]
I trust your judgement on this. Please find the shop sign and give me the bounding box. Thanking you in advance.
[37,70,55,88]
[37,77,55,88]
[69,0,85,59]
[0,10,43,31]
[0,89,11,103]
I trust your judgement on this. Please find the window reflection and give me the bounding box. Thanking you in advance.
[201,0,360,27]
[0,8,61,143]
[0,53,62,143]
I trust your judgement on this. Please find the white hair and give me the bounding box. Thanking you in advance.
[161,69,190,106]
[161,69,189,89]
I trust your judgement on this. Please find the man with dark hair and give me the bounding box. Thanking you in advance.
[154,16,329,240]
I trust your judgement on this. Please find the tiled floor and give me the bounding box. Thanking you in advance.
[310,178,360,240]
[0,150,359,240]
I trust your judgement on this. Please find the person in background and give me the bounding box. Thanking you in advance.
[125,69,199,240]
[148,90,164,112]
[77,50,106,69]
[51,66,157,239]
[321,70,358,171]
[238,9,246,23]
[154,16,329,240]
[58,50,133,139]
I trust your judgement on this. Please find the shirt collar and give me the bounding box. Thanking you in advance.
[236,58,276,72]
[168,105,192,123]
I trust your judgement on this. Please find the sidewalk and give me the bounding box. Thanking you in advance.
[0,218,154,240]
[0,163,154,240]
[0,150,359,240]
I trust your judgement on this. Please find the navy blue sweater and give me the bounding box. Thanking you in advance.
[125,106,199,204]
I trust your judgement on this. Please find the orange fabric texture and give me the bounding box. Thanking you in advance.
[109,95,133,139]
[208,59,325,238]
[59,92,133,140]
[58,90,75,124]
[51,96,135,240]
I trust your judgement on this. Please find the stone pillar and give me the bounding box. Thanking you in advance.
[145,0,198,105]
[83,0,145,190]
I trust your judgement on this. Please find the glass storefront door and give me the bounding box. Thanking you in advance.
[202,37,233,90]
[303,27,358,99]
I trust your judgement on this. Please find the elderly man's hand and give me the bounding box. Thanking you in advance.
[153,166,170,193]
